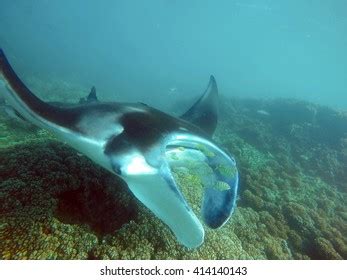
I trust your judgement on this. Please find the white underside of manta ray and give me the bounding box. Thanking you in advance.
[0,48,239,248]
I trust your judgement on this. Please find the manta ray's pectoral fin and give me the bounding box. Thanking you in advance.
[3,104,28,123]
[0,48,71,128]
[180,75,219,136]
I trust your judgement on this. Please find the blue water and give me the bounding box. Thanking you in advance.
[1,0,347,260]
[0,0,346,109]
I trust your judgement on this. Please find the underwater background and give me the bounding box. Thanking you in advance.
[0,0,346,259]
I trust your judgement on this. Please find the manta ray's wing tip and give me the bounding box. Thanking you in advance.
[0,48,5,67]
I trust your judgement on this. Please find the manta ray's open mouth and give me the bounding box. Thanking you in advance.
[119,134,239,249]
[167,147,238,229]
[165,133,239,230]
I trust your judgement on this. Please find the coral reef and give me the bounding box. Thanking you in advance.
[0,95,346,259]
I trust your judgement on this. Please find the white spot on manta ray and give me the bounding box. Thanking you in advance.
[122,155,157,175]
[77,112,124,139]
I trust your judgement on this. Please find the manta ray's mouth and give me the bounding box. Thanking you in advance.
[119,134,239,249]
[165,134,239,229]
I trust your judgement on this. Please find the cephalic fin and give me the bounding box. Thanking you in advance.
[122,162,205,248]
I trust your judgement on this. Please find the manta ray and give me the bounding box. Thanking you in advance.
[0,48,239,248]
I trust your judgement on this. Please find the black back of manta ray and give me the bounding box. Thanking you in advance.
[180,75,219,136]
